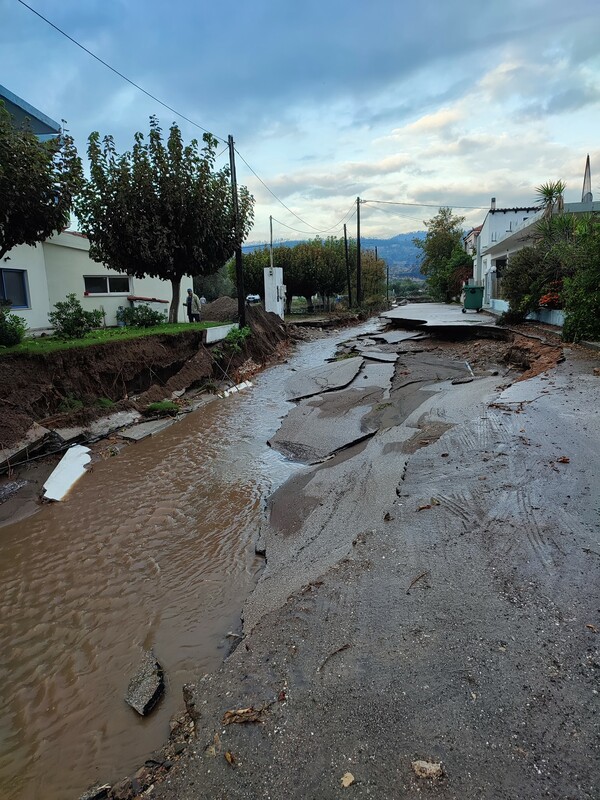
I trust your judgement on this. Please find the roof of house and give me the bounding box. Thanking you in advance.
[489,206,539,214]
[0,84,60,140]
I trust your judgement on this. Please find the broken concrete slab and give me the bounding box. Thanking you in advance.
[205,323,238,344]
[52,425,86,444]
[118,418,175,442]
[286,356,363,401]
[87,410,142,438]
[43,445,91,501]
[125,650,164,716]
[0,422,51,471]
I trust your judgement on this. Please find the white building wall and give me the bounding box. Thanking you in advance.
[43,232,171,326]
[2,242,51,329]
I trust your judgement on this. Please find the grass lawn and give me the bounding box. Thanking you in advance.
[0,321,223,357]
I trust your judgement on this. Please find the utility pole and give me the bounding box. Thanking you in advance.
[386,265,390,306]
[269,215,274,272]
[343,223,352,308]
[228,134,245,327]
[356,196,362,306]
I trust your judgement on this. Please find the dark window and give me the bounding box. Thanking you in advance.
[84,276,131,294]
[84,276,108,293]
[0,269,29,307]
[108,276,130,293]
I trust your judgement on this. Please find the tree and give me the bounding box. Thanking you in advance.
[361,250,386,304]
[194,263,234,301]
[535,179,566,220]
[75,117,253,322]
[0,102,82,260]
[413,207,466,302]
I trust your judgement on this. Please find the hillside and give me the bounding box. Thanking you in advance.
[244,232,426,279]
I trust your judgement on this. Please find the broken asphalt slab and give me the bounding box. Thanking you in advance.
[355,347,399,362]
[382,301,496,328]
[285,356,363,401]
[268,388,380,463]
[271,360,396,463]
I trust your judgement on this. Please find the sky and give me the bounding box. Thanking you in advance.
[1,0,600,244]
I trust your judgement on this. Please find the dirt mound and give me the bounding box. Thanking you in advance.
[203,296,239,322]
[0,309,289,450]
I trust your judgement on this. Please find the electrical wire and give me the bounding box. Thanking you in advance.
[233,148,326,232]
[271,205,357,237]
[16,0,227,143]
[362,198,487,210]
[360,203,424,224]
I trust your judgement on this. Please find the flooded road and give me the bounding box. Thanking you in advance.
[0,322,378,800]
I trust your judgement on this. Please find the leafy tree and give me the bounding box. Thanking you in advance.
[413,208,466,302]
[75,117,253,322]
[0,102,82,261]
[361,250,387,304]
[235,247,270,298]
[195,262,235,301]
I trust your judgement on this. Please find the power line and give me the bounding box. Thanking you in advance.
[362,198,487,210]
[361,203,424,224]
[234,148,331,232]
[16,0,227,143]
[271,204,357,237]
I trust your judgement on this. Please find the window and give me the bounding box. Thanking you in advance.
[84,275,131,294]
[0,269,29,308]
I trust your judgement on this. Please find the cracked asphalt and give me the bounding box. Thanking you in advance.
[149,328,600,800]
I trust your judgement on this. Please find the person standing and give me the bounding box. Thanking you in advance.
[185,288,202,322]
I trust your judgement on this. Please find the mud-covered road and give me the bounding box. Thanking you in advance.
[144,321,599,800]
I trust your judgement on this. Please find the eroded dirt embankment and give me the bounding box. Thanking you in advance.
[0,306,288,450]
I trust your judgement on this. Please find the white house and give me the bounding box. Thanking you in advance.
[471,198,539,310]
[3,231,170,330]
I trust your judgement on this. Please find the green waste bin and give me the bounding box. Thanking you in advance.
[462,286,484,313]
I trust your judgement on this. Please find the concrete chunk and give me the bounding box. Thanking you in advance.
[0,423,51,471]
[119,418,175,441]
[125,650,164,716]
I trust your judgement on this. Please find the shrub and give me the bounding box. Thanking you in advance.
[117,304,167,327]
[49,293,104,339]
[96,397,116,409]
[0,305,28,346]
[145,400,179,417]
[58,395,84,413]
[223,325,251,353]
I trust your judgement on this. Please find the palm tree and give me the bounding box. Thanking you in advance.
[535,179,566,220]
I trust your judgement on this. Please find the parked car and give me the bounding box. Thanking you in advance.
[246,294,261,304]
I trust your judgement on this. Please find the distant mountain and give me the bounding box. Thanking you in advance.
[244,232,426,279]
[361,233,425,279]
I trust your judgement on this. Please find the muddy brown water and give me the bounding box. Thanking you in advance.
[0,322,380,800]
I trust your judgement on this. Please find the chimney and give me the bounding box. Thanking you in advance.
[491,197,496,211]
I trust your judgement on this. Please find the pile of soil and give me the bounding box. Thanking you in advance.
[203,297,239,322]
[0,306,288,451]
